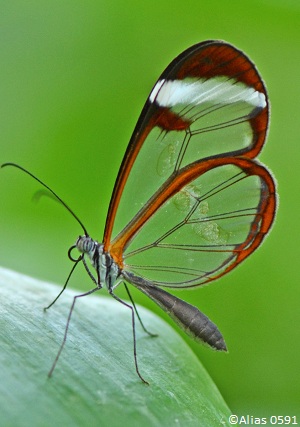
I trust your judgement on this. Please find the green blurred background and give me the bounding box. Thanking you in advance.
[0,0,299,418]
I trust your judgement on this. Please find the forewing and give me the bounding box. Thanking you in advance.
[103,41,269,248]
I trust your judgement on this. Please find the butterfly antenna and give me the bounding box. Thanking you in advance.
[1,162,89,236]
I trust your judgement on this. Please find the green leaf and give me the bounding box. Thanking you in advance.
[0,267,231,427]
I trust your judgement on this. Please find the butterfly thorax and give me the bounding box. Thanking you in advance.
[76,235,120,290]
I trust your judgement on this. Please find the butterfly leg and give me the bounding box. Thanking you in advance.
[123,282,158,338]
[108,289,149,385]
[44,257,82,310]
[48,286,99,377]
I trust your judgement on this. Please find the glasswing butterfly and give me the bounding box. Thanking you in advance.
[2,40,276,384]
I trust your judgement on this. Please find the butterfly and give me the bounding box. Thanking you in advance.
[2,40,276,384]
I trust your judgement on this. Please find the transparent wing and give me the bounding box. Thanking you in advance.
[104,41,276,288]
[103,41,269,247]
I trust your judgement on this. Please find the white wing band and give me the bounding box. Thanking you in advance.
[150,77,266,109]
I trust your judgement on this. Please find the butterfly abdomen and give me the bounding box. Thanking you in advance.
[128,273,227,351]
